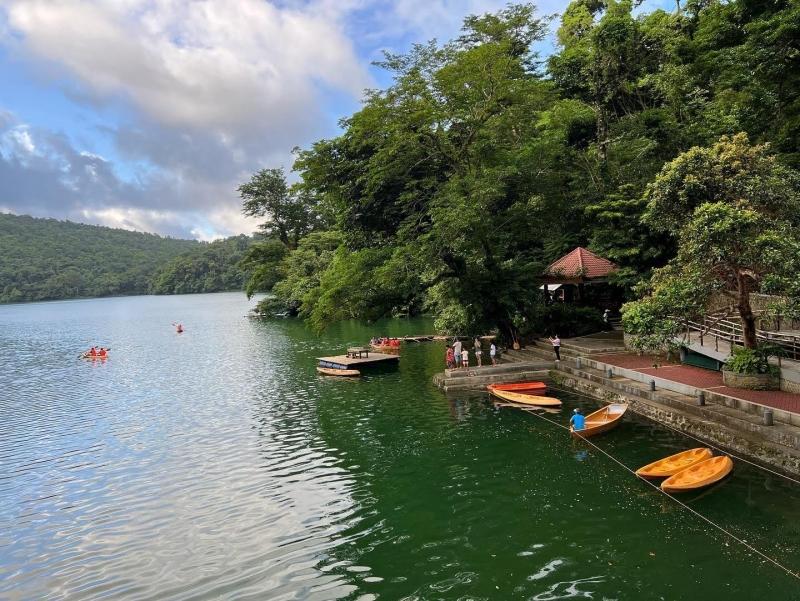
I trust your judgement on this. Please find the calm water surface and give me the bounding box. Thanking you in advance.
[1,292,799,600]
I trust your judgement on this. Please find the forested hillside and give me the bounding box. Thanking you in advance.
[149,235,252,295]
[0,213,251,303]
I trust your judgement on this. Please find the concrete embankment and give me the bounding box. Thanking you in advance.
[434,337,800,477]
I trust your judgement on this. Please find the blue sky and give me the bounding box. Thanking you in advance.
[0,0,673,240]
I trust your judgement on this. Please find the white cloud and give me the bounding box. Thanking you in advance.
[0,0,629,239]
[3,1,370,134]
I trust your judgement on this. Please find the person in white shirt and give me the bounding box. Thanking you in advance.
[548,335,561,361]
[489,342,497,366]
[453,339,462,367]
[461,348,469,368]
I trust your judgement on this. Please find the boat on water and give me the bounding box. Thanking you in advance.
[661,456,733,493]
[487,381,547,395]
[82,354,108,360]
[317,366,361,377]
[370,343,400,353]
[636,448,713,478]
[490,389,561,407]
[571,403,628,438]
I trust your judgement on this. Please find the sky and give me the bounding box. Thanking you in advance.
[0,0,673,241]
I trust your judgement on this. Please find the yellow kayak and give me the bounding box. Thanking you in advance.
[636,448,713,478]
[490,389,561,407]
[661,456,733,493]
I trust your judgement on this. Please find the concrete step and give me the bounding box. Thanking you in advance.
[439,369,551,391]
[442,361,551,379]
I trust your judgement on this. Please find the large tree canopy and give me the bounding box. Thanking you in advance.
[240,0,800,339]
[624,134,800,348]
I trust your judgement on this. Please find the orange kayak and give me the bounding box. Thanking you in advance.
[317,366,361,377]
[635,448,713,478]
[83,354,108,359]
[571,404,627,438]
[487,381,547,395]
[370,343,400,353]
[661,456,733,493]
[490,389,561,406]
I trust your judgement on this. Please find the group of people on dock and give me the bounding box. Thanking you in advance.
[446,338,496,370]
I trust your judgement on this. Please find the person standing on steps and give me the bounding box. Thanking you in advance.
[473,337,482,367]
[453,338,462,368]
[548,334,561,361]
[603,309,610,329]
[489,342,497,366]
[461,347,469,369]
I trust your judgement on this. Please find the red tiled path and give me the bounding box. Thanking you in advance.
[596,353,800,415]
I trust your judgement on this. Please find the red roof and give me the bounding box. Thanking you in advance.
[543,247,617,281]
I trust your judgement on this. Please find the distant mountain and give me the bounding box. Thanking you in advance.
[0,213,251,303]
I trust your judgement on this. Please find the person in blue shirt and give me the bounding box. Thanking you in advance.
[570,408,585,432]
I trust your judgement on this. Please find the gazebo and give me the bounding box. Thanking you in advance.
[541,247,620,308]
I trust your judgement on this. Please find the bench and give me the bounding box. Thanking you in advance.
[347,347,370,359]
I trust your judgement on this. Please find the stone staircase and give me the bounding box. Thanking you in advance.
[433,359,552,392]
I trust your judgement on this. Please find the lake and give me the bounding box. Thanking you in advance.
[1,292,799,600]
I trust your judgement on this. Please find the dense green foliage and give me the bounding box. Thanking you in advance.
[242,0,800,338]
[0,213,199,303]
[726,343,782,376]
[623,134,800,349]
[150,235,253,295]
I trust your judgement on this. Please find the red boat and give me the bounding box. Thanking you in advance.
[486,381,547,395]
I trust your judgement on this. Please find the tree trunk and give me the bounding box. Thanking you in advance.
[737,272,757,348]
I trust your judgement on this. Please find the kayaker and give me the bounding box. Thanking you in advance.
[569,408,585,432]
[174,322,184,333]
[88,347,97,357]
[98,347,108,358]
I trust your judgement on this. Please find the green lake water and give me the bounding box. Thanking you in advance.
[1,292,799,600]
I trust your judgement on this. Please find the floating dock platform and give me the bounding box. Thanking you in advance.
[318,352,400,370]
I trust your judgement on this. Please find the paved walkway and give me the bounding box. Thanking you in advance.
[596,353,800,414]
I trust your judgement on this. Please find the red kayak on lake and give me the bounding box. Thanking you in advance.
[486,381,547,395]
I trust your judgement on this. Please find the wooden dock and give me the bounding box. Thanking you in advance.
[318,352,400,370]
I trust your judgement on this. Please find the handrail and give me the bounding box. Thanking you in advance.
[684,316,800,361]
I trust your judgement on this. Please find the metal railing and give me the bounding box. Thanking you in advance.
[685,317,800,362]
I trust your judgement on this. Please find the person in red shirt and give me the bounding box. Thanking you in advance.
[88,347,97,357]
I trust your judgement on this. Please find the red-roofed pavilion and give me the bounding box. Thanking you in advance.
[541,247,620,307]
[542,247,617,284]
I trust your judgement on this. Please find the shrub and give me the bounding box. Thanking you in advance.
[725,343,782,375]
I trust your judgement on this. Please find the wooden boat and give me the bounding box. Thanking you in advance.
[490,389,561,407]
[571,403,628,438]
[317,366,361,377]
[661,456,733,493]
[635,448,713,478]
[487,381,547,395]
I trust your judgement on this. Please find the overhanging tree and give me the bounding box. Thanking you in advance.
[623,134,800,349]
